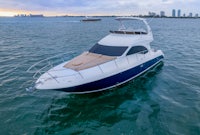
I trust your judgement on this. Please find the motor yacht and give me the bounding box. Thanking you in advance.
[81,16,101,22]
[27,17,164,93]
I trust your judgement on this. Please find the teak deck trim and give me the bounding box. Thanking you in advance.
[64,52,116,71]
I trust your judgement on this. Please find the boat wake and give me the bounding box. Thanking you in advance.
[26,86,36,92]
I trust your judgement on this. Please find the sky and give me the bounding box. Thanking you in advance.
[0,0,200,16]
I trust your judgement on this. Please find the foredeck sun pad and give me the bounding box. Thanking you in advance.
[64,52,116,71]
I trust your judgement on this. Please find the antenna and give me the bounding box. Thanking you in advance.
[147,15,155,24]
[119,20,126,30]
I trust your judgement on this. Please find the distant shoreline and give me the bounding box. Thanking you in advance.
[1,15,200,19]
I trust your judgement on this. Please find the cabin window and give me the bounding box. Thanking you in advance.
[89,44,128,56]
[126,46,148,55]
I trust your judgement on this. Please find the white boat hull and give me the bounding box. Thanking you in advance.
[35,50,164,93]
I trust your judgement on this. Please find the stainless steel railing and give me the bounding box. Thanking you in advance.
[27,50,149,82]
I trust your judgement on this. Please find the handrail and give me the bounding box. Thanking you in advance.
[27,53,71,73]
[27,51,76,79]
[33,63,51,79]
[27,50,148,82]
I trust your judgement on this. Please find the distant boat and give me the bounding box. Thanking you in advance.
[81,16,101,22]
[29,14,44,17]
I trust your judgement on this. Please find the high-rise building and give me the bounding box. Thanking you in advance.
[195,14,199,17]
[189,13,193,17]
[178,9,181,17]
[172,9,176,17]
[160,11,165,17]
[148,12,156,17]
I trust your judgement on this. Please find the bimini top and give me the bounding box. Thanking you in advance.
[99,17,153,47]
[113,17,152,35]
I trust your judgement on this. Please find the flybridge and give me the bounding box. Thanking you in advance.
[114,17,152,35]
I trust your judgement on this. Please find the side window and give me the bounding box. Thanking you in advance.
[127,46,148,55]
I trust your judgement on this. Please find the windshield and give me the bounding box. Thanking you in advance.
[89,44,128,56]
[118,19,147,33]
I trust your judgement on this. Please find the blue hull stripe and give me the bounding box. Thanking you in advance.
[56,55,164,93]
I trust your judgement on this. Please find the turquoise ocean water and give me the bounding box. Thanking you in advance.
[0,17,200,135]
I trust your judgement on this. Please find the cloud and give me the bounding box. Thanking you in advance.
[0,0,199,15]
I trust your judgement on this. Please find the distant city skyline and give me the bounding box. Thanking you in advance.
[170,9,198,17]
[0,0,200,17]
